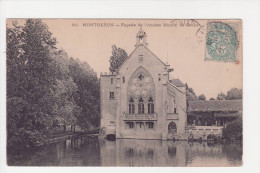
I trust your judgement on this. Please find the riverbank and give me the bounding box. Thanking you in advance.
[32,128,242,147]
[34,131,99,147]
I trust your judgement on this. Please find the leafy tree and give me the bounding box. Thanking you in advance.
[222,117,242,142]
[209,97,215,100]
[225,88,242,100]
[185,83,198,101]
[109,44,128,72]
[7,19,100,148]
[217,92,226,100]
[198,94,206,100]
[49,49,79,128]
[7,19,58,147]
[68,58,100,129]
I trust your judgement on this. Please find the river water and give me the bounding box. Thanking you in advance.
[7,136,242,166]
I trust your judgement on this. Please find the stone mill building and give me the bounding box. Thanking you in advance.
[100,28,187,140]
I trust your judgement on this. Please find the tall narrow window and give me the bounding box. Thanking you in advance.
[139,122,144,128]
[129,98,135,114]
[148,97,154,114]
[147,122,154,129]
[111,78,113,84]
[138,98,144,114]
[123,77,125,83]
[127,122,134,129]
[109,92,114,99]
[173,99,177,113]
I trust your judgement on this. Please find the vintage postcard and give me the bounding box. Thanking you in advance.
[6,19,242,167]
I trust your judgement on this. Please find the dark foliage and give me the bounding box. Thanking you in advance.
[222,117,242,142]
[225,88,242,100]
[109,44,128,72]
[68,58,100,129]
[217,92,226,100]
[198,94,206,100]
[7,19,100,148]
[185,83,198,101]
[216,88,242,100]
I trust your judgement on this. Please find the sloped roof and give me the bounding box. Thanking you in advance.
[169,79,185,87]
[118,44,166,71]
[215,112,242,117]
[188,100,242,112]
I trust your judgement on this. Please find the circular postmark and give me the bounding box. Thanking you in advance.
[206,22,238,62]
[196,25,206,44]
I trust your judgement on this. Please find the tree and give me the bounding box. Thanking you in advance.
[222,117,242,141]
[7,19,101,149]
[209,97,215,100]
[68,58,100,129]
[185,83,198,101]
[49,49,79,129]
[217,92,226,100]
[7,19,58,147]
[7,19,99,148]
[109,44,128,72]
[225,88,242,100]
[198,94,206,100]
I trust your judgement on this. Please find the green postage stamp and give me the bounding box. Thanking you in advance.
[205,20,242,63]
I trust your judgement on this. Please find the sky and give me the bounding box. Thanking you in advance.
[7,19,242,99]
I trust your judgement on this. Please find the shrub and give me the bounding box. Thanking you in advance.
[222,117,242,142]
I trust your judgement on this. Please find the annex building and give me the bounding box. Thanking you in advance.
[100,28,187,140]
[186,100,242,138]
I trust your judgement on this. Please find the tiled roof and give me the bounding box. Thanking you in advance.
[169,79,185,87]
[188,100,242,112]
[215,112,242,117]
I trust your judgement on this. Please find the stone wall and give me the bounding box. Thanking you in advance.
[100,73,117,135]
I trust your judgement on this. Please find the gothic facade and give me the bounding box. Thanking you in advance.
[100,28,187,140]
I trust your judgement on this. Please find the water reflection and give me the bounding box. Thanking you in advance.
[7,136,242,166]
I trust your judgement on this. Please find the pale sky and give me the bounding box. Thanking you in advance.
[7,19,242,99]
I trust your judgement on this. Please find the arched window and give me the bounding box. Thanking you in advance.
[129,98,135,114]
[148,97,154,114]
[138,98,144,114]
[168,122,177,134]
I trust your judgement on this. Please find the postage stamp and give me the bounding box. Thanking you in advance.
[205,20,242,62]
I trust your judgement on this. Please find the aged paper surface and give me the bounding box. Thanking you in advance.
[6,19,242,167]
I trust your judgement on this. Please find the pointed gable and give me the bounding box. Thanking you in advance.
[118,28,167,89]
[118,44,166,71]
[118,28,166,72]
